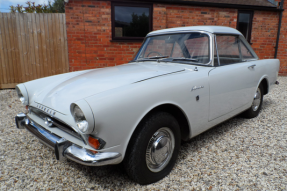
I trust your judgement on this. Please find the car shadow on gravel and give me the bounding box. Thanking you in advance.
[64,160,135,188]
[178,99,274,162]
[179,117,246,159]
[57,100,273,187]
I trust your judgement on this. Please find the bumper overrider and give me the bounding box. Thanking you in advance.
[15,113,122,166]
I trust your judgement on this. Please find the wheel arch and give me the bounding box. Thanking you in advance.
[259,77,269,95]
[147,104,191,141]
[124,103,191,159]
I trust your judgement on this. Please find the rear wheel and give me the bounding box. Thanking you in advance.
[123,112,181,185]
[242,84,264,118]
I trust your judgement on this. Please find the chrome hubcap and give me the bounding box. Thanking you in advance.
[146,127,175,172]
[252,88,261,111]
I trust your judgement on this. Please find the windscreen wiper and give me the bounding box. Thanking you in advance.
[171,57,198,62]
[138,55,169,60]
[146,55,169,59]
[136,56,169,62]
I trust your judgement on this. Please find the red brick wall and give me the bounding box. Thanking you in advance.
[251,11,279,60]
[153,5,167,30]
[66,0,142,71]
[164,5,237,28]
[66,0,286,75]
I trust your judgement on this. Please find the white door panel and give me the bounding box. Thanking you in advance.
[208,62,257,121]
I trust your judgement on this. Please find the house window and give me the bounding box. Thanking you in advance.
[111,3,153,41]
[237,11,253,43]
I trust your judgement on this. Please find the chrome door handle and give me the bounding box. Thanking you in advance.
[248,64,256,69]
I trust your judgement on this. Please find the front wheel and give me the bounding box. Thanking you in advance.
[242,84,264,118]
[123,112,181,185]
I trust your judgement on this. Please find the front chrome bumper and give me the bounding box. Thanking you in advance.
[15,113,122,166]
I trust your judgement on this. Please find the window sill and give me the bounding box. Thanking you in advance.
[110,39,144,43]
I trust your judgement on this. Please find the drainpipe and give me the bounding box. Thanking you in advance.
[274,0,284,58]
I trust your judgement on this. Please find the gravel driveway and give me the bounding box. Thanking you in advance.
[1,76,287,190]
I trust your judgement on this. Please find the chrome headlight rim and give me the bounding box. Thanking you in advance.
[70,102,95,134]
[15,84,29,105]
[72,104,89,133]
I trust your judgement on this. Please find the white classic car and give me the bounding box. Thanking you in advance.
[15,26,279,185]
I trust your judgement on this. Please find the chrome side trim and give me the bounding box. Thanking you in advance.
[15,113,122,166]
[133,70,185,83]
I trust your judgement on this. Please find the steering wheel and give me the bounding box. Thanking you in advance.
[147,51,163,57]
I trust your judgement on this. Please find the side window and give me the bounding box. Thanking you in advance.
[240,40,255,60]
[215,35,241,66]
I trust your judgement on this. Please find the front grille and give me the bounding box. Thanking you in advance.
[29,106,81,140]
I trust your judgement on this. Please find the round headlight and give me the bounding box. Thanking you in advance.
[72,105,89,133]
[16,86,25,104]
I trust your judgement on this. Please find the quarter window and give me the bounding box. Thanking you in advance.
[237,11,253,43]
[240,40,255,60]
[111,3,153,41]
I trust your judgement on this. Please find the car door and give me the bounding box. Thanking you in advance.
[208,35,258,121]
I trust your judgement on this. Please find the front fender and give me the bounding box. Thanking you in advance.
[84,69,210,159]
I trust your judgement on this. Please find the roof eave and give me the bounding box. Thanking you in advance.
[110,0,284,12]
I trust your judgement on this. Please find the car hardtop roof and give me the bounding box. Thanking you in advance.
[147,26,243,37]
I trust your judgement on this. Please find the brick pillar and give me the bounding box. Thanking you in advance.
[153,4,167,30]
[250,11,279,60]
[276,0,287,75]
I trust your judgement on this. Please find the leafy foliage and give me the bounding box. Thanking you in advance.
[52,0,65,13]
[10,0,65,13]
[125,12,149,37]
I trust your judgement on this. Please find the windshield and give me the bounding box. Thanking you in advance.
[134,32,210,64]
